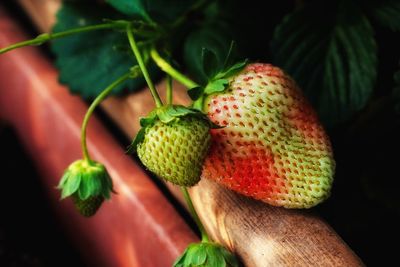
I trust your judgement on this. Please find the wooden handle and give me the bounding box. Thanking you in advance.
[15,1,364,265]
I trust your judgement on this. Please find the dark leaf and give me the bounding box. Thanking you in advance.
[271,2,377,126]
[202,48,220,79]
[106,0,197,24]
[365,0,400,31]
[105,0,150,20]
[188,86,204,100]
[51,2,158,99]
[126,127,146,153]
[184,23,234,84]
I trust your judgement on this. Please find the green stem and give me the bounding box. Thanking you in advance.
[0,22,127,54]
[166,75,173,105]
[126,24,163,108]
[150,48,198,89]
[181,187,209,242]
[81,71,133,163]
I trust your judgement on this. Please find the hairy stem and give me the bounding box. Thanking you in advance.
[181,187,209,242]
[150,48,199,89]
[0,22,127,54]
[81,71,133,163]
[127,24,163,108]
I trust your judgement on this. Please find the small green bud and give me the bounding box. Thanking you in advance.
[174,242,239,267]
[57,159,114,216]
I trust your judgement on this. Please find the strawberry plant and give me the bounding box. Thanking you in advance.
[1,0,400,265]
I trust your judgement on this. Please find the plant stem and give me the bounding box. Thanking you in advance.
[126,24,163,108]
[181,186,209,242]
[81,71,133,163]
[0,22,127,54]
[150,48,199,89]
[166,75,173,105]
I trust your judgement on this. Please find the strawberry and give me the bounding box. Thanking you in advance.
[201,63,335,208]
[129,105,215,186]
[57,159,114,216]
[72,195,104,217]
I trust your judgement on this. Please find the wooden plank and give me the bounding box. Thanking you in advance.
[12,1,365,266]
[0,6,198,267]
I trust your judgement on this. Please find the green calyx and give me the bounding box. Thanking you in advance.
[174,242,239,267]
[57,159,114,201]
[127,104,219,153]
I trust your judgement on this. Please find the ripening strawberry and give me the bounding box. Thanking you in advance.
[202,63,335,208]
[133,106,213,186]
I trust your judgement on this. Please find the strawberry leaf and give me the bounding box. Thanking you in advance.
[215,59,247,80]
[365,0,400,31]
[271,2,377,126]
[202,48,219,79]
[204,79,229,95]
[184,23,234,84]
[127,127,146,154]
[60,173,81,199]
[105,0,150,20]
[174,242,239,267]
[106,0,197,24]
[51,2,159,99]
[187,86,204,101]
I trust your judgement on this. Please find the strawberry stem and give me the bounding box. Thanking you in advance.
[150,47,199,89]
[0,22,128,55]
[181,187,209,242]
[126,24,163,108]
[81,71,135,163]
[166,74,173,105]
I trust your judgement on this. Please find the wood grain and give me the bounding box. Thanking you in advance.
[15,1,365,265]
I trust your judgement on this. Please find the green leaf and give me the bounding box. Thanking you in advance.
[106,0,197,24]
[127,127,146,154]
[174,242,237,267]
[365,0,400,31]
[106,0,150,21]
[139,111,157,127]
[191,244,207,265]
[184,23,235,84]
[51,2,158,99]
[271,2,377,126]
[206,244,225,267]
[204,79,229,95]
[202,48,220,79]
[215,60,247,80]
[61,173,81,199]
[156,105,197,123]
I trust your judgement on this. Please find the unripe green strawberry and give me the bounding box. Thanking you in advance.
[57,159,114,217]
[202,63,335,208]
[72,195,104,217]
[137,115,211,186]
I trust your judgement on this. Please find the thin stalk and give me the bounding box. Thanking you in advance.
[166,75,173,105]
[126,24,163,108]
[181,187,209,242]
[150,48,198,89]
[81,72,132,163]
[0,22,127,54]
